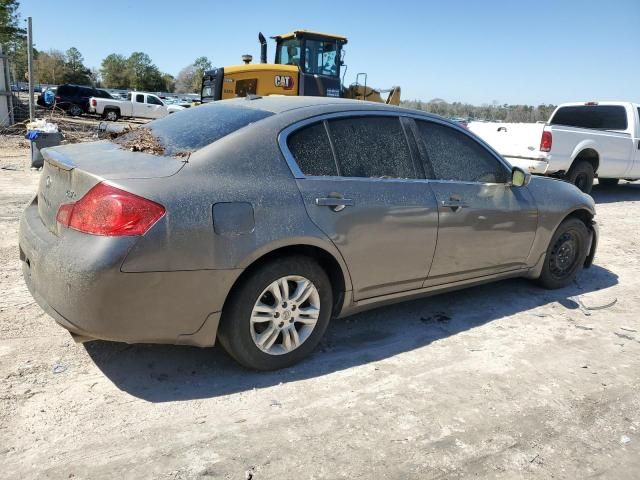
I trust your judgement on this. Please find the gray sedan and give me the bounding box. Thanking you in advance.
[19,97,598,370]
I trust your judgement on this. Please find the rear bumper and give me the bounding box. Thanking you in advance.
[504,156,550,174]
[19,198,239,347]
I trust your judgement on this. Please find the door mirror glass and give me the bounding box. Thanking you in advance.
[511,167,531,187]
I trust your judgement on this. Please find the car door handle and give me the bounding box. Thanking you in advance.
[315,197,354,212]
[441,199,469,210]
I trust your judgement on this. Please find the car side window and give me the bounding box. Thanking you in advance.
[135,94,144,103]
[416,121,508,183]
[147,95,163,106]
[59,85,75,96]
[327,116,417,179]
[287,122,338,176]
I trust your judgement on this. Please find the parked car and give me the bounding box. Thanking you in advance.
[469,102,640,193]
[88,91,185,121]
[19,97,598,370]
[36,84,114,115]
[450,117,468,129]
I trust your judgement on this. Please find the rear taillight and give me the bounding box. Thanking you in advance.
[540,130,552,152]
[91,98,97,107]
[56,183,165,236]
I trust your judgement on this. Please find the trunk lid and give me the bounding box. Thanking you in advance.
[37,141,185,233]
[469,122,546,160]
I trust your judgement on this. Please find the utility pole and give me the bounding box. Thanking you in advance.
[27,16,34,122]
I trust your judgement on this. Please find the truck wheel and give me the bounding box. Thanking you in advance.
[566,161,594,194]
[537,218,590,289]
[68,104,83,116]
[104,109,120,122]
[217,256,333,370]
[598,178,619,186]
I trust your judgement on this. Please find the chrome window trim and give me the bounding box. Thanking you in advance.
[277,109,514,185]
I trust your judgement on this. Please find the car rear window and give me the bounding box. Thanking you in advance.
[550,105,628,130]
[118,102,273,156]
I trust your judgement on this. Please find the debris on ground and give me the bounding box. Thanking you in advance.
[566,295,618,316]
[52,364,67,374]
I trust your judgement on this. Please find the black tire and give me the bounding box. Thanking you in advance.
[598,178,619,186]
[538,218,590,289]
[217,256,333,370]
[67,104,83,117]
[103,109,120,122]
[566,160,594,194]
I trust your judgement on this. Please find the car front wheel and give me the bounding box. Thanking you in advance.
[218,256,333,370]
[538,218,590,289]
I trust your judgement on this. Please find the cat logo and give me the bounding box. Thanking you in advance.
[274,75,294,90]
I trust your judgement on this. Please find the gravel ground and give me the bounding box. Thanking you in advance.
[1,135,639,479]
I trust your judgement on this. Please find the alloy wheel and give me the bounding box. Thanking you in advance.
[250,275,320,355]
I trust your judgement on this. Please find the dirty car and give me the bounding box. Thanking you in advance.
[19,96,598,370]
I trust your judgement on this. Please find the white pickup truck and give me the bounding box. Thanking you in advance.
[469,102,640,193]
[88,91,185,122]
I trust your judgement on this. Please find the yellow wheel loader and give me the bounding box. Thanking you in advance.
[201,30,400,105]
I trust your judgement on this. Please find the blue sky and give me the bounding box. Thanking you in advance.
[18,0,639,105]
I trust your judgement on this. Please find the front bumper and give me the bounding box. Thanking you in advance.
[584,219,598,268]
[19,197,239,347]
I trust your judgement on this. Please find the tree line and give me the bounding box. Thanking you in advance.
[1,0,211,93]
[401,99,557,123]
[3,1,557,116]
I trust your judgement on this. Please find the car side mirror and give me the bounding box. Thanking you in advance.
[511,167,531,187]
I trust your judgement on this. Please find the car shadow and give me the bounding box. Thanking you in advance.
[85,264,618,402]
[591,181,640,204]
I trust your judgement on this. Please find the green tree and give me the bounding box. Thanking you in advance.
[0,0,24,44]
[127,51,165,91]
[1,0,27,83]
[100,53,129,88]
[35,49,65,85]
[161,72,175,93]
[63,47,91,84]
[191,56,211,92]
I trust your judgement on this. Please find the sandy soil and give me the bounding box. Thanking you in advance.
[1,136,639,479]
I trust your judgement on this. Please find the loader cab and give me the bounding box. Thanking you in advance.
[274,30,347,98]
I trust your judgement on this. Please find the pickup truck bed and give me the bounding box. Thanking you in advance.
[470,102,640,193]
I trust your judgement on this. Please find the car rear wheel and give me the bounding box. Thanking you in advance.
[537,218,590,289]
[566,161,594,194]
[68,104,83,116]
[598,178,619,186]
[104,109,120,122]
[218,256,332,370]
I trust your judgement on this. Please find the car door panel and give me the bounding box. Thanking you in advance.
[411,118,539,284]
[425,182,537,284]
[296,178,438,299]
[284,114,438,301]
